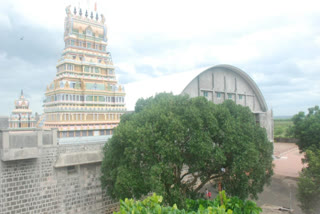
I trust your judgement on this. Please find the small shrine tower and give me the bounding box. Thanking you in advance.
[9,90,36,129]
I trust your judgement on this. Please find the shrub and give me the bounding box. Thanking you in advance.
[115,192,262,214]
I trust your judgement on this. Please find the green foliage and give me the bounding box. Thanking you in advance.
[291,105,320,151]
[115,193,262,214]
[274,119,293,138]
[101,93,273,208]
[297,149,320,214]
[186,191,262,214]
[291,105,320,213]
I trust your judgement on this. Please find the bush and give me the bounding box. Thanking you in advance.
[115,192,262,214]
[186,191,262,214]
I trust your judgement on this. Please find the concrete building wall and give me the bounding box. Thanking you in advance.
[182,65,273,142]
[0,117,8,129]
[0,129,118,214]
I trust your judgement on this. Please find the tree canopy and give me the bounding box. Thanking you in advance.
[297,149,320,214]
[291,106,320,213]
[101,93,273,207]
[291,105,320,151]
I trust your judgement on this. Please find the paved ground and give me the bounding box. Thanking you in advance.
[204,143,305,214]
[273,143,305,178]
[256,175,301,214]
[258,143,304,214]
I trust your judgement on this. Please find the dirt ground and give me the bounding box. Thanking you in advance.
[205,142,305,214]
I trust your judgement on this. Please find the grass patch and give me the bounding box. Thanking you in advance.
[274,119,293,138]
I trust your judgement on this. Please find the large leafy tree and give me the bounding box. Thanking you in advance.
[292,106,320,213]
[101,93,273,207]
[291,105,320,151]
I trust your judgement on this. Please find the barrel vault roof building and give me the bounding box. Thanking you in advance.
[181,64,274,142]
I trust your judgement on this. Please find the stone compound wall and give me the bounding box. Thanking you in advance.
[0,129,118,214]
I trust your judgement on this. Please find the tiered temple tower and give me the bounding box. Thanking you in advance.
[9,90,36,129]
[43,5,126,140]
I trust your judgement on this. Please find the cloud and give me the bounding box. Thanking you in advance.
[0,4,59,115]
[1,0,320,117]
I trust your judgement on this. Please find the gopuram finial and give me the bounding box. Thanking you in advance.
[79,8,82,16]
[73,7,77,15]
[85,10,88,18]
[101,14,105,24]
[96,13,98,21]
[21,89,23,97]
[65,5,71,17]
[90,11,93,19]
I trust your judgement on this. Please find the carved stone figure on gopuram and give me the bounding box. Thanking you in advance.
[42,5,126,143]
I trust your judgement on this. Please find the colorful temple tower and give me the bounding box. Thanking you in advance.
[43,6,126,140]
[9,90,36,130]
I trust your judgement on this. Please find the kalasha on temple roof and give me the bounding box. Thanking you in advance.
[42,5,126,143]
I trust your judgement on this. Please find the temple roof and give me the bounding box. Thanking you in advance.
[15,90,30,109]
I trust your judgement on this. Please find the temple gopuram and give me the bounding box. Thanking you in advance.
[43,6,126,142]
[9,90,36,130]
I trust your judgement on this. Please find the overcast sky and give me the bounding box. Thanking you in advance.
[1,0,320,116]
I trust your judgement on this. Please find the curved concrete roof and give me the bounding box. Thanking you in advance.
[182,64,268,112]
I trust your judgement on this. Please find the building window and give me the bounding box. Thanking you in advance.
[228,94,232,99]
[69,131,75,137]
[87,42,91,49]
[203,91,208,97]
[75,131,81,137]
[239,94,243,100]
[217,92,221,98]
[84,66,89,72]
[86,29,93,36]
[62,131,68,137]
[71,40,75,46]
[67,64,73,70]
[79,41,82,47]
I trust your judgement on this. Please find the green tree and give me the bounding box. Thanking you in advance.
[291,105,320,151]
[101,93,273,208]
[292,106,320,213]
[297,149,320,214]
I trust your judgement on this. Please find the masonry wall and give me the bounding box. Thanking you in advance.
[0,130,118,214]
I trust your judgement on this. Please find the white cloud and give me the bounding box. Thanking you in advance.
[0,14,11,29]
[1,0,320,116]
